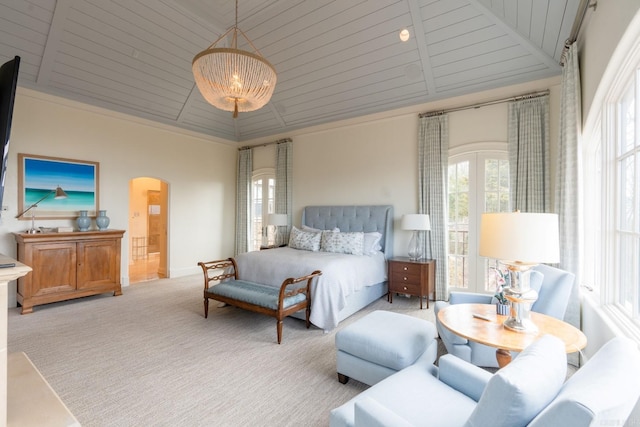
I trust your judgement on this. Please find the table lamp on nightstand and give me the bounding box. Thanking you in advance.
[479,211,560,333]
[267,213,288,247]
[401,214,430,261]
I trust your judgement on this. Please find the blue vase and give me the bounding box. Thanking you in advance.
[96,210,110,231]
[76,210,91,232]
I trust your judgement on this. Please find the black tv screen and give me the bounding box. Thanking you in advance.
[0,56,20,212]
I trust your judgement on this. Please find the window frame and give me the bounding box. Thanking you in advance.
[582,28,640,341]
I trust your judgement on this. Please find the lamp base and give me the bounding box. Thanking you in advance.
[503,314,538,333]
[25,228,39,234]
[502,264,539,334]
[407,230,421,261]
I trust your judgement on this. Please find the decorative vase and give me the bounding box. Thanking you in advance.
[96,210,110,231]
[76,210,91,232]
[496,303,510,316]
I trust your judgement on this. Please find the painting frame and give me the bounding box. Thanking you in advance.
[18,153,100,220]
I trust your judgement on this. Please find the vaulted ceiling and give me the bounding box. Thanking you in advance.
[0,0,580,142]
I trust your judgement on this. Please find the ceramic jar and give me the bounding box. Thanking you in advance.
[96,210,110,231]
[76,210,91,231]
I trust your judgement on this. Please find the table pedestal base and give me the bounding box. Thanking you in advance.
[496,349,512,368]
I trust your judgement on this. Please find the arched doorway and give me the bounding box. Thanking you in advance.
[128,177,168,283]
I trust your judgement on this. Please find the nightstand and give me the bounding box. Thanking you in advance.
[388,257,436,309]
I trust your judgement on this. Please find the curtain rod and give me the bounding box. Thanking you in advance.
[560,0,597,65]
[418,90,550,118]
[239,137,292,151]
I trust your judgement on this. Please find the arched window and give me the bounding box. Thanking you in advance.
[250,168,275,251]
[448,144,510,294]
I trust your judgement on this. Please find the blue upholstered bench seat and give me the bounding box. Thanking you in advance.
[208,280,306,311]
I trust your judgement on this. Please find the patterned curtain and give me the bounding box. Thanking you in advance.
[508,94,550,213]
[275,140,293,244]
[235,148,252,255]
[557,43,582,365]
[418,115,449,300]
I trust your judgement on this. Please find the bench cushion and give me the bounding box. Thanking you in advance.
[208,280,306,310]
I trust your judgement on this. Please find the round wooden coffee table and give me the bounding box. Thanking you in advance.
[437,303,587,367]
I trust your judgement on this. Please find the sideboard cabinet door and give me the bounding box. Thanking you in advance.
[28,242,77,297]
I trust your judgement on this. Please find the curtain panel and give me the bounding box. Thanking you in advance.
[508,95,551,213]
[418,115,449,300]
[235,148,252,255]
[557,43,582,364]
[275,140,293,244]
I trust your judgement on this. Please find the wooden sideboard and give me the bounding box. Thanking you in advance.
[14,230,125,314]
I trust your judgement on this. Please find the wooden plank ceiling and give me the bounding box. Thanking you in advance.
[0,0,580,143]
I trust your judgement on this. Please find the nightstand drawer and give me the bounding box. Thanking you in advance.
[390,279,421,295]
[390,262,422,276]
[390,272,421,287]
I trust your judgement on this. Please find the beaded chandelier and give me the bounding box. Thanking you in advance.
[192,0,276,118]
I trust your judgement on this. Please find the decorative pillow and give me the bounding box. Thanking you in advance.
[363,231,382,255]
[464,335,567,427]
[320,231,364,256]
[288,226,321,251]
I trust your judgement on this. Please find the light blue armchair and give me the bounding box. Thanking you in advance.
[434,264,575,368]
[330,335,640,427]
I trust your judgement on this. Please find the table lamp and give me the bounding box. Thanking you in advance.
[267,213,288,247]
[16,186,68,234]
[401,214,431,261]
[479,211,559,333]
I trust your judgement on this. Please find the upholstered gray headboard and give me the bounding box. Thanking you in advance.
[301,205,394,259]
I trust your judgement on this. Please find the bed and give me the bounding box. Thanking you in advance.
[234,205,394,331]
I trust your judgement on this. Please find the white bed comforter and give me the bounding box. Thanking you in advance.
[234,247,387,331]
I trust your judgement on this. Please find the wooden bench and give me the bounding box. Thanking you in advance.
[198,258,322,344]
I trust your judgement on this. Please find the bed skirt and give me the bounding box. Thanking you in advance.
[291,281,388,332]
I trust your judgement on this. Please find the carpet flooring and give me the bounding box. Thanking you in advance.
[7,275,438,427]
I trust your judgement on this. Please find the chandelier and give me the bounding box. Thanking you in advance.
[192,0,277,118]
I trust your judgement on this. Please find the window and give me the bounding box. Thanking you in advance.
[584,33,640,335]
[250,169,275,251]
[448,150,510,293]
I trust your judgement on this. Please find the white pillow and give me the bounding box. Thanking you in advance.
[302,224,340,233]
[320,231,364,256]
[363,231,382,255]
[288,226,321,251]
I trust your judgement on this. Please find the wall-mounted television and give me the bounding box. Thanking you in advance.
[0,56,20,213]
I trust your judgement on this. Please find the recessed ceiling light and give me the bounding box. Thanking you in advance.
[399,29,410,42]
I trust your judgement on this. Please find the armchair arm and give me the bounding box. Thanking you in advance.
[449,292,494,305]
[354,397,413,427]
[438,354,492,402]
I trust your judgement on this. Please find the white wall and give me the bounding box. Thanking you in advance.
[580,0,640,123]
[245,78,561,257]
[2,88,237,306]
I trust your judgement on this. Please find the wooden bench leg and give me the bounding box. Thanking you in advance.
[277,319,283,344]
[305,306,311,329]
[204,297,209,318]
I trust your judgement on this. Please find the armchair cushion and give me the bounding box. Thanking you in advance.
[354,398,413,427]
[464,335,567,427]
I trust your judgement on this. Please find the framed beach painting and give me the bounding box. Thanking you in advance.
[18,153,99,219]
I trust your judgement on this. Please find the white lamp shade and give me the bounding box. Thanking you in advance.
[267,213,288,226]
[401,214,431,231]
[479,212,560,264]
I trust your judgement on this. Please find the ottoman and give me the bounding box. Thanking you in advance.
[335,310,438,386]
